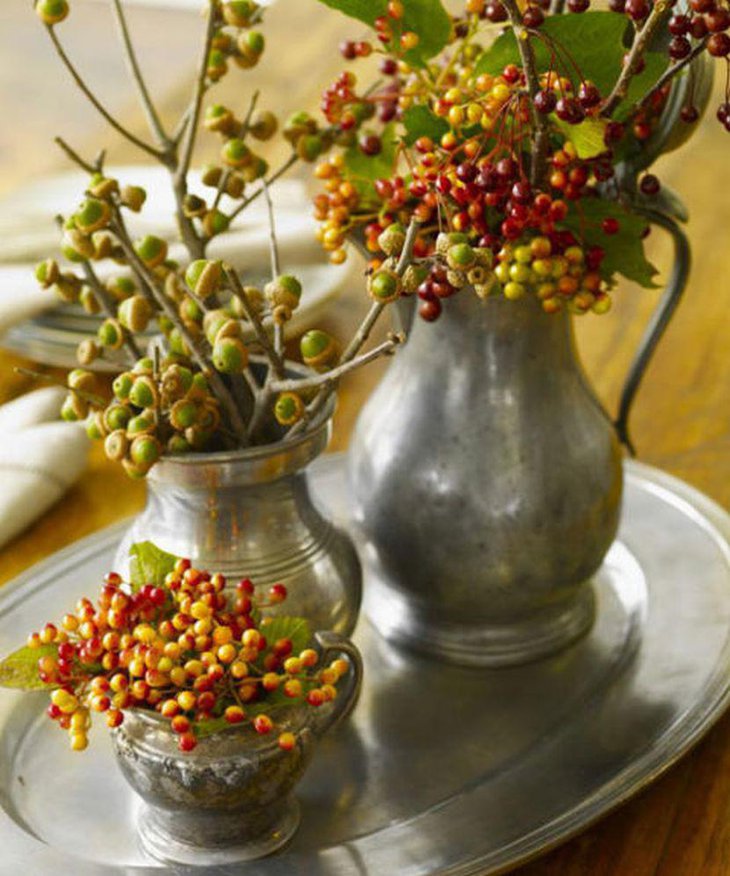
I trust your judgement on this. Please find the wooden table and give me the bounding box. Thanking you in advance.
[0,2,728,873]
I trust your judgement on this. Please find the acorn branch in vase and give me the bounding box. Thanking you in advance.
[31,0,413,475]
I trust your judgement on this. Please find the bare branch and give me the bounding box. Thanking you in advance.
[111,0,170,148]
[226,154,298,226]
[45,25,165,161]
[640,40,708,109]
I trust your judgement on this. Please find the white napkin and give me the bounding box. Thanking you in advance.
[0,387,89,548]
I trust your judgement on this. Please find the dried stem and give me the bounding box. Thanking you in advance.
[111,0,170,148]
[54,137,97,175]
[224,266,285,379]
[602,1,674,116]
[226,154,298,226]
[262,183,284,356]
[285,219,420,439]
[80,264,142,363]
[45,25,164,161]
[269,336,403,394]
[500,0,550,186]
[640,39,708,108]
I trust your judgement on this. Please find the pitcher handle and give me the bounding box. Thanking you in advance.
[614,207,691,456]
[312,631,363,736]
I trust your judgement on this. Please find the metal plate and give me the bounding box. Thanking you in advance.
[0,456,729,875]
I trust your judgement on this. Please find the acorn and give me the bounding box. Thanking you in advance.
[97,318,125,350]
[104,430,129,463]
[225,175,246,199]
[197,400,221,432]
[402,263,429,295]
[161,364,194,401]
[36,0,69,26]
[274,392,304,427]
[129,435,161,469]
[203,309,230,345]
[377,223,406,257]
[164,272,185,303]
[167,327,189,357]
[241,156,268,183]
[104,404,132,433]
[207,49,228,82]
[436,231,468,256]
[212,336,249,374]
[77,339,100,366]
[204,104,236,135]
[283,111,317,145]
[265,275,302,321]
[63,228,95,261]
[211,30,233,53]
[189,372,211,400]
[300,330,339,371]
[447,242,476,270]
[185,259,223,299]
[74,199,110,235]
[296,134,324,163]
[236,31,265,67]
[88,175,119,200]
[128,376,157,409]
[85,411,107,441]
[107,275,136,301]
[167,434,192,455]
[183,194,207,219]
[201,165,224,188]
[134,235,168,269]
[92,231,114,260]
[120,185,147,213]
[35,259,60,288]
[132,356,155,376]
[61,392,87,422]
[121,459,149,480]
[169,399,199,431]
[250,110,278,141]
[368,269,401,304]
[118,294,153,332]
[446,269,467,289]
[202,210,230,238]
[222,0,257,26]
[67,368,97,395]
[52,275,82,303]
[126,412,156,436]
[112,372,134,402]
[221,139,252,170]
[240,285,266,316]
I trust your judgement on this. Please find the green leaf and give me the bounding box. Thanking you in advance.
[474,12,668,100]
[402,105,450,147]
[314,0,451,67]
[129,541,178,592]
[343,122,398,202]
[0,645,57,690]
[554,117,608,160]
[259,616,313,656]
[563,198,659,288]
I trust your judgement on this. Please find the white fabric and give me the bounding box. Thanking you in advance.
[0,388,89,548]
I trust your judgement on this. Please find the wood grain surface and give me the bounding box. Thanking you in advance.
[0,2,728,873]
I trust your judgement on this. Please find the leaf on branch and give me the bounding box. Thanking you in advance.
[0,645,58,690]
[259,616,313,656]
[402,105,450,146]
[474,12,668,100]
[343,122,399,203]
[563,198,659,288]
[554,117,608,159]
[129,541,178,592]
[314,0,451,66]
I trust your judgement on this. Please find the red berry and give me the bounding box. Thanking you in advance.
[485,0,508,20]
[706,7,730,31]
[601,217,620,235]
[639,174,660,196]
[178,732,197,752]
[568,0,590,11]
[254,715,274,734]
[534,89,557,114]
[523,5,544,26]
[578,82,601,108]
[269,583,287,604]
[669,35,692,59]
[359,135,382,156]
[339,40,357,60]
[419,299,442,321]
[708,32,730,55]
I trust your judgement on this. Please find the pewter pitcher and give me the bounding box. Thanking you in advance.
[115,411,361,636]
[350,217,690,667]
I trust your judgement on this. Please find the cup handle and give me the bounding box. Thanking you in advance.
[312,631,363,737]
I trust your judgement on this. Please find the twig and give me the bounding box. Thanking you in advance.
[45,25,164,161]
[602,1,674,116]
[269,336,403,394]
[640,39,708,109]
[80,263,142,363]
[224,266,285,379]
[111,0,170,149]
[499,0,550,186]
[285,219,420,439]
[240,89,261,137]
[262,183,284,356]
[226,154,298,226]
[14,368,107,408]
[54,137,97,175]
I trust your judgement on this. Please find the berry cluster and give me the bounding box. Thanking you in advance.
[24,554,349,753]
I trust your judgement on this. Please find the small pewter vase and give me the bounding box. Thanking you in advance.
[112,632,362,866]
[115,406,361,636]
[350,245,689,666]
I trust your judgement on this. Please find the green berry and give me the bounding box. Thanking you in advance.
[296,134,323,162]
[35,259,59,288]
[107,276,136,300]
[85,414,105,441]
[300,329,338,368]
[447,243,476,269]
[126,413,155,436]
[167,435,192,455]
[132,357,155,375]
[212,337,248,374]
[203,210,230,238]
[36,0,69,25]
[274,392,304,426]
[207,49,228,80]
[104,404,132,432]
[97,319,123,349]
[113,373,134,402]
[222,0,257,26]
[134,235,167,268]
[185,259,222,298]
[221,139,251,169]
[128,377,156,409]
[368,270,400,303]
[130,435,161,468]
[120,186,147,213]
[245,31,265,55]
[74,199,110,234]
[169,399,198,431]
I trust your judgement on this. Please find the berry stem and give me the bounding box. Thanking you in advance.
[44,25,165,162]
[111,0,170,149]
[602,1,673,117]
[640,38,709,110]
[500,0,551,187]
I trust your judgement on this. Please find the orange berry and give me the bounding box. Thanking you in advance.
[278,732,296,751]
[224,705,246,724]
[253,714,273,734]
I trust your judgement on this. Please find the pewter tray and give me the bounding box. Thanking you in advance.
[0,456,729,875]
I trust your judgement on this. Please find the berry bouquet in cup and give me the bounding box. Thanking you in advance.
[310,0,721,326]
[30,0,412,477]
[0,543,352,754]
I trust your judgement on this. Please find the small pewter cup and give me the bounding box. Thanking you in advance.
[114,375,362,637]
[111,632,362,866]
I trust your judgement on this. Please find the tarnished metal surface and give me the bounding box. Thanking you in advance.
[351,293,623,665]
[0,455,729,875]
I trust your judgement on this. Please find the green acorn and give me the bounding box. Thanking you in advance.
[274,392,304,426]
[103,404,132,433]
[241,156,268,183]
[300,329,339,371]
[283,111,317,144]
[222,0,257,26]
[167,434,192,455]
[204,104,236,135]
[221,139,252,169]
[107,275,136,301]
[118,294,153,332]
[36,0,69,25]
[161,364,194,401]
[265,275,302,313]
[436,231,468,256]
[128,376,157,409]
[185,259,223,299]
[112,372,134,402]
[134,235,168,269]
[368,269,401,304]
[447,242,476,270]
[129,435,161,469]
[296,134,324,162]
[126,412,156,436]
[236,30,265,67]
[202,210,230,238]
[77,339,100,367]
[97,318,124,350]
[212,337,249,374]
[250,110,278,141]
[120,185,147,213]
[104,430,129,463]
[67,369,97,395]
[85,412,106,441]
[88,176,119,200]
[169,399,199,431]
[61,393,87,422]
[201,165,224,188]
[74,199,110,235]
[207,49,228,81]
[402,263,429,295]
[35,259,59,288]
